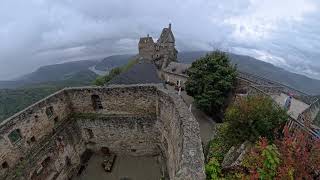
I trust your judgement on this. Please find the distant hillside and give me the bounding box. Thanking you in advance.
[0,60,98,89]
[178,51,320,95]
[0,87,59,121]
[1,52,320,122]
[94,54,133,71]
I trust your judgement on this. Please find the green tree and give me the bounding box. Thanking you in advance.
[224,96,288,144]
[185,51,237,116]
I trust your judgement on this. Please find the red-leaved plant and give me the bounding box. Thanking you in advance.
[243,126,320,179]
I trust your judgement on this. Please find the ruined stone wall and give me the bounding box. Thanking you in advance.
[0,90,85,179]
[75,114,160,156]
[157,89,205,179]
[0,85,205,180]
[138,41,155,60]
[65,86,157,116]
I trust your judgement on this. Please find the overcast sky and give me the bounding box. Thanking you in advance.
[1,0,320,80]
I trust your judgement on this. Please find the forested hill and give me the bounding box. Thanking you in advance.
[178,51,320,95]
[1,51,319,121]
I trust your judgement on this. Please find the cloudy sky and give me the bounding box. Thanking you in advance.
[1,0,320,80]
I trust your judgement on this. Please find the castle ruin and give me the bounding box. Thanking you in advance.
[0,85,205,180]
[138,24,178,69]
[0,23,319,180]
[0,24,207,180]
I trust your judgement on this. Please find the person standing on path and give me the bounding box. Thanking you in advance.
[284,93,293,111]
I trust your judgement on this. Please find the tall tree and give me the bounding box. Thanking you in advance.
[186,50,237,116]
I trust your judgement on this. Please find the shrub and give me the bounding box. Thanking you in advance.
[243,127,320,179]
[205,157,222,180]
[185,50,236,116]
[243,138,281,180]
[275,126,320,179]
[207,123,233,162]
[224,96,288,144]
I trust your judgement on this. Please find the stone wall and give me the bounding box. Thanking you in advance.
[161,70,188,88]
[157,89,205,179]
[237,71,317,104]
[75,114,160,156]
[0,84,205,180]
[0,90,85,180]
[138,37,155,60]
[65,86,158,116]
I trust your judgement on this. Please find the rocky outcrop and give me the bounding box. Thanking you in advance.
[221,141,251,170]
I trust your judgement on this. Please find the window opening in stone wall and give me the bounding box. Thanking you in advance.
[65,156,71,167]
[45,106,54,118]
[2,162,8,169]
[30,136,36,142]
[101,147,110,155]
[91,95,103,110]
[84,128,94,139]
[54,117,58,123]
[8,129,22,143]
[41,157,51,167]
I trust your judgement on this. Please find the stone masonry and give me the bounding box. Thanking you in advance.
[0,84,205,180]
[138,24,178,69]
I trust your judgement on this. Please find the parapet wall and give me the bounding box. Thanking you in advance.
[0,84,205,180]
[237,71,317,104]
[157,89,205,179]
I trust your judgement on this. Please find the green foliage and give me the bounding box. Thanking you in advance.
[206,124,234,179]
[224,96,288,144]
[242,129,320,179]
[205,157,222,180]
[207,124,233,162]
[0,87,59,121]
[93,59,138,86]
[243,138,281,180]
[259,144,281,179]
[185,51,237,115]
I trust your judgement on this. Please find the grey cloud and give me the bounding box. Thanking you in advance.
[0,0,319,80]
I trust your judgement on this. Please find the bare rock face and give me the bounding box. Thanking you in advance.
[221,141,251,170]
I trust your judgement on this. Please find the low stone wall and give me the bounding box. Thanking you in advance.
[161,70,188,88]
[238,71,317,104]
[157,89,205,179]
[0,84,205,180]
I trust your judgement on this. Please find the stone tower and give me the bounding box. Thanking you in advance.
[138,24,178,69]
[138,34,155,61]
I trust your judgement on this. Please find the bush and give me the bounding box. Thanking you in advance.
[242,138,281,180]
[243,128,320,179]
[224,96,288,144]
[205,124,233,179]
[185,50,236,116]
[207,123,233,162]
[205,157,222,180]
